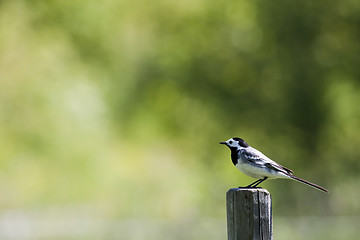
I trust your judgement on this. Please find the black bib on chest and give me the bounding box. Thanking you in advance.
[230,147,239,165]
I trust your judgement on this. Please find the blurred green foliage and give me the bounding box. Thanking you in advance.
[1,0,360,239]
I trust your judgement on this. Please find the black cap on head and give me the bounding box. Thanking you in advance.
[232,137,249,148]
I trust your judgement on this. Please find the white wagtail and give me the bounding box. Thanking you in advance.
[220,137,329,193]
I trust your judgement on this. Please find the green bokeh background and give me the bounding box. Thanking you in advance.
[1,0,359,239]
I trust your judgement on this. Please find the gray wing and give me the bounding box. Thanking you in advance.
[240,147,293,175]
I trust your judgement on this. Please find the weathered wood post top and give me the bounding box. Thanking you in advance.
[226,188,272,240]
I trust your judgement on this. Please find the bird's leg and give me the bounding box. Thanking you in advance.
[252,177,268,188]
[245,178,263,188]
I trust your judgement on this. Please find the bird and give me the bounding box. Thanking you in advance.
[220,137,329,193]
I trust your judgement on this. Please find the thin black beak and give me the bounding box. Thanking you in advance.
[219,142,227,145]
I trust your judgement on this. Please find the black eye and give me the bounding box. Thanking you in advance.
[229,141,233,144]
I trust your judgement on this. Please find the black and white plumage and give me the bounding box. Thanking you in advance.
[220,137,329,193]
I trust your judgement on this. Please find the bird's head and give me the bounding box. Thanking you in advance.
[220,137,249,149]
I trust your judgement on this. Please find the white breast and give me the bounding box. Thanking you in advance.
[235,163,289,179]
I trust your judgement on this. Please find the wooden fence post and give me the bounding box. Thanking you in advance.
[226,188,272,240]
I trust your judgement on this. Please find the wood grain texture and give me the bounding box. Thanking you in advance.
[226,188,272,240]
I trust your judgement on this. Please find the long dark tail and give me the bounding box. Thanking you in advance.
[290,175,329,193]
